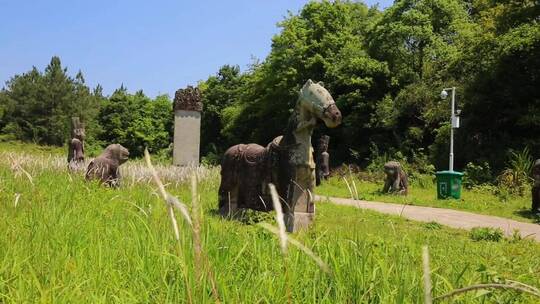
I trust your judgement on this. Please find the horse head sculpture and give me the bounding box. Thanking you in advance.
[298,79,342,128]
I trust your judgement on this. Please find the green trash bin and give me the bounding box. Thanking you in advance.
[435,171,463,199]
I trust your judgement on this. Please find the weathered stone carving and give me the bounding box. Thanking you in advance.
[85,144,129,187]
[174,86,203,112]
[531,159,540,213]
[315,135,330,186]
[218,79,342,232]
[219,143,272,212]
[67,117,85,171]
[382,161,408,195]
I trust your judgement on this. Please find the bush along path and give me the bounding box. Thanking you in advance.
[317,196,540,242]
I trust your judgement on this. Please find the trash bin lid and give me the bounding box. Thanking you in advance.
[435,170,463,176]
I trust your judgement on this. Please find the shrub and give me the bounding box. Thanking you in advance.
[366,149,393,173]
[470,227,504,242]
[411,174,435,189]
[409,149,435,175]
[496,148,533,196]
[201,151,221,166]
[463,161,493,189]
[494,187,511,203]
[237,209,275,225]
[508,230,524,243]
[423,221,442,230]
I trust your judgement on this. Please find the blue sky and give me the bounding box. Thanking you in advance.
[0,0,393,97]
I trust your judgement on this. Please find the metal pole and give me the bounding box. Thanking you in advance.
[449,87,455,172]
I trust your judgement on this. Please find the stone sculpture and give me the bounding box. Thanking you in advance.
[85,144,129,187]
[174,86,203,112]
[220,143,272,212]
[531,159,540,213]
[315,135,330,186]
[67,117,85,171]
[173,86,202,166]
[382,161,408,195]
[219,79,342,232]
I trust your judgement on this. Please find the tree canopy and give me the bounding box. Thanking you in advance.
[199,0,540,170]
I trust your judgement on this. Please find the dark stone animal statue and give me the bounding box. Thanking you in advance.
[219,143,272,212]
[315,135,330,186]
[218,79,342,232]
[85,144,129,187]
[67,117,86,171]
[382,161,408,195]
[531,159,540,213]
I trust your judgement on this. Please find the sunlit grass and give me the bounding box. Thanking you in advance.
[318,175,537,223]
[0,143,539,302]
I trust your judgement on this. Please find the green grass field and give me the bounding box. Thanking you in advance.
[1,143,540,303]
[318,175,539,223]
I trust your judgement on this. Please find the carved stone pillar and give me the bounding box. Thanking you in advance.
[173,86,202,166]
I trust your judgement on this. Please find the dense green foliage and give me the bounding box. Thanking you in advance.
[457,0,540,169]
[1,145,539,303]
[199,65,247,160]
[0,57,103,146]
[97,87,173,156]
[470,227,504,242]
[1,0,539,169]
[200,0,540,171]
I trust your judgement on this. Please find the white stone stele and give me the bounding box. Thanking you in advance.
[173,109,201,166]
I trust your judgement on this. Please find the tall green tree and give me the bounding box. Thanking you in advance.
[368,0,474,85]
[199,65,245,160]
[454,0,540,169]
[220,0,390,162]
[0,56,102,145]
[366,0,479,168]
[97,88,172,157]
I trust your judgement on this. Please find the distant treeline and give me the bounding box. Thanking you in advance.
[1,0,539,171]
[0,57,173,157]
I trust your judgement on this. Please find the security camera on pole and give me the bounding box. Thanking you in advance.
[435,87,464,200]
[440,88,460,171]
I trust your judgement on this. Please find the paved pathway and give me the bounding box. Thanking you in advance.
[316,195,540,242]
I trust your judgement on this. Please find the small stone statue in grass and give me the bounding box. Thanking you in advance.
[67,117,86,171]
[315,135,330,186]
[85,144,129,187]
[531,159,540,213]
[382,161,408,195]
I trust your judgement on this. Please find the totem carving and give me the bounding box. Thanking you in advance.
[67,117,85,171]
[315,135,330,186]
